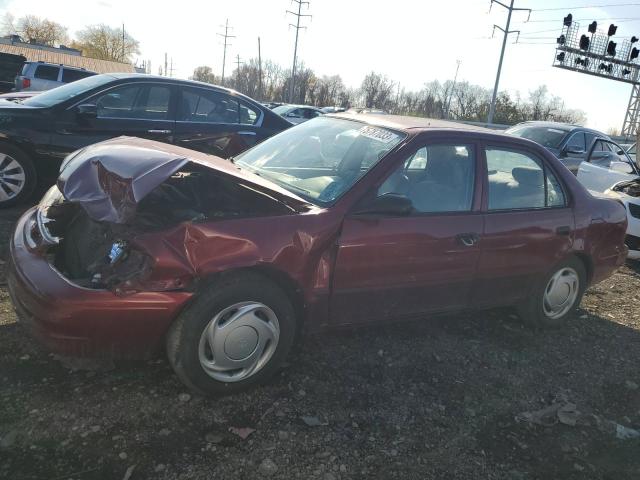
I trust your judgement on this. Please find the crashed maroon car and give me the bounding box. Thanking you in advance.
[9,115,628,395]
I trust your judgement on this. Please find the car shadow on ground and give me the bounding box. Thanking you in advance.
[1,301,639,479]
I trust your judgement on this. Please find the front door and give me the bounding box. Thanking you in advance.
[473,144,574,307]
[52,82,176,157]
[173,86,263,158]
[331,141,484,325]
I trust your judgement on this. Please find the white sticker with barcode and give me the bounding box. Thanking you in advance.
[358,126,400,144]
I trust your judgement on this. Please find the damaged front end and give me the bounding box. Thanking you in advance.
[34,137,307,295]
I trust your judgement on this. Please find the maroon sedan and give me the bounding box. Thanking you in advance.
[8,115,627,395]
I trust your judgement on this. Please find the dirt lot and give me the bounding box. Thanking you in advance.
[1,206,639,480]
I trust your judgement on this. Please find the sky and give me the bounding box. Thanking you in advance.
[1,0,639,132]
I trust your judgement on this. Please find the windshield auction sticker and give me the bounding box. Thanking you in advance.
[358,126,400,144]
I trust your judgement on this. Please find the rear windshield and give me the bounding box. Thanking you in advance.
[23,74,115,108]
[505,125,570,149]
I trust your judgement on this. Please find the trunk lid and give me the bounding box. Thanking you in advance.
[57,136,309,223]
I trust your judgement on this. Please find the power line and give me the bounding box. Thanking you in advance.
[535,3,640,11]
[488,0,531,125]
[522,17,640,23]
[217,19,235,84]
[287,0,312,103]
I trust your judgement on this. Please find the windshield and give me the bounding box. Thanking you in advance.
[235,117,405,206]
[22,74,116,108]
[506,125,570,149]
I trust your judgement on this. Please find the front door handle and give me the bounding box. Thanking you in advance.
[147,129,172,134]
[456,232,480,247]
[237,131,257,136]
[556,225,571,236]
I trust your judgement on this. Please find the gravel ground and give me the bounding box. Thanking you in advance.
[1,206,639,480]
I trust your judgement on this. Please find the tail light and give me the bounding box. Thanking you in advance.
[22,78,30,89]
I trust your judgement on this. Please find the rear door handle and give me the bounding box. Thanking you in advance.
[147,129,172,134]
[556,226,571,236]
[456,232,480,247]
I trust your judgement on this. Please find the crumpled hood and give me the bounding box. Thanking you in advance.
[57,136,308,223]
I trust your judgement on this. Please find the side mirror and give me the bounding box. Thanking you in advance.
[353,193,413,216]
[76,103,97,118]
[610,161,634,175]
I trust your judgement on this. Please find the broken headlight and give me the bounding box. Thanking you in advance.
[36,185,67,245]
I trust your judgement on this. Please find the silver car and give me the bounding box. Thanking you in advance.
[15,61,96,91]
[272,104,323,124]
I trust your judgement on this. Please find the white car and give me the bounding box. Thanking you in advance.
[272,104,324,124]
[577,138,640,260]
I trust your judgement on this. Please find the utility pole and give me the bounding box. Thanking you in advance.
[287,0,312,103]
[217,19,235,84]
[235,54,244,87]
[164,52,168,77]
[487,0,530,124]
[258,37,263,100]
[445,60,461,119]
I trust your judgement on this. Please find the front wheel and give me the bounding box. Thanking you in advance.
[166,273,297,396]
[0,144,36,208]
[518,257,586,329]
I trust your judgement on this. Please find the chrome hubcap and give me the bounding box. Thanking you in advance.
[0,154,25,202]
[198,302,280,382]
[543,267,579,319]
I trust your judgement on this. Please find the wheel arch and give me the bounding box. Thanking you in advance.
[571,251,593,285]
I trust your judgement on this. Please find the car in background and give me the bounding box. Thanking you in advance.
[272,104,323,124]
[262,101,284,109]
[321,106,346,114]
[8,115,627,395]
[576,137,640,260]
[0,52,26,93]
[505,121,609,174]
[14,61,97,91]
[0,73,292,207]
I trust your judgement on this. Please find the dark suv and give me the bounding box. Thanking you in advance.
[0,73,292,207]
[505,121,609,174]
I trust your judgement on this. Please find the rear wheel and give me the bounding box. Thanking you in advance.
[518,257,586,329]
[0,144,36,208]
[166,272,297,396]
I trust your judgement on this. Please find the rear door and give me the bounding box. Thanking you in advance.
[173,86,263,158]
[473,143,574,307]
[331,138,484,325]
[577,138,639,192]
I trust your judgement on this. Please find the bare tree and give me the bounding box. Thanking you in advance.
[191,66,217,84]
[4,15,69,46]
[72,24,139,63]
[360,72,395,109]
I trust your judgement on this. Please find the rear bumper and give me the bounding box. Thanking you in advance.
[8,208,193,358]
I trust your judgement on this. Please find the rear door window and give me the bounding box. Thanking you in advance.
[62,69,94,83]
[95,84,172,120]
[34,65,60,81]
[565,132,586,152]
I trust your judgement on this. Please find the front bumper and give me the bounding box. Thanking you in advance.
[8,208,193,358]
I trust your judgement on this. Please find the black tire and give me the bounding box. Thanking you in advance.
[518,256,587,329]
[0,143,36,208]
[166,272,297,396]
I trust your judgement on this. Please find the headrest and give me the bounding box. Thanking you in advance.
[512,167,543,186]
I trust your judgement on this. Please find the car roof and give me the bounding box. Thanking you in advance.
[329,113,495,134]
[511,121,606,136]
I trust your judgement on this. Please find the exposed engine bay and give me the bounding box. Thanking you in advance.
[611,179,640,197]
[41,165,295,291]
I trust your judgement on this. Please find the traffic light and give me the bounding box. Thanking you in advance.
[588,22,597,34]
[608,24,618,36]
[556,52,566,62]
[599,63,613,73]
[632,36,639,44]
[575,57,589,67]
[631,47,639,61]
[607,41,617,57]
[557,34,566,45]
[623,69,632,76]
[563,14,573,27]
[579,35,590,50]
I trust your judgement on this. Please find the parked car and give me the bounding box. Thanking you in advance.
[15,61,96,92]
[8,115,627,395]
[0,52,26,93]
[262,101,284,109]
[0,73,292,207]
[576,137,640,260]
[272,104,323,124]
[505,121,609,174]
[321,106,346,114]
